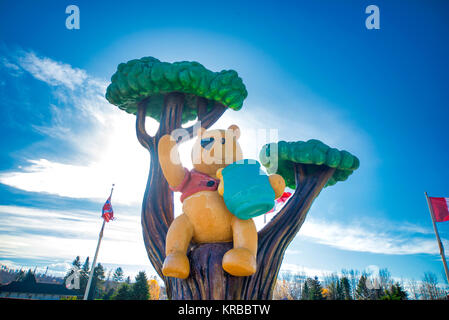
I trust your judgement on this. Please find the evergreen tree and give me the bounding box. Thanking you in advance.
[21,269,35,282]
[112,267,124,282]
[87,263,106,300]
[309,276,324,300]
[15,270,25,281]
[125,276,131,284]
[355,275,371,300]
[301,280,310,300]
[80,257,90,293]
[341,269,360,299]
[341,277,352,300]
[381,283,408,300]
[82,257,90,274]
[102,287,116,300]
[131,271,150,300]
[335,279,344,300]
[72,256,81,268]
[113,283,132,300]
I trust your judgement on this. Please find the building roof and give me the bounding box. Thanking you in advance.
[0,273,80,296]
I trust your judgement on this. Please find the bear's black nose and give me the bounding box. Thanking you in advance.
[201,137,214,150]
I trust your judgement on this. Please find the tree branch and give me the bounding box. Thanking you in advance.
[156,92,185,140]
[139,92,185,293]
[136,98,154,151]
[259,164,334,238]
[197,96,208,119]
[181,101,227,140]
[245,164,335,299]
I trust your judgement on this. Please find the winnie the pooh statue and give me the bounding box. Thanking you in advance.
[158,125,285,279]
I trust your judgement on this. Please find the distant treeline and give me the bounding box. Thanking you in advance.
[0,264,63,285]
[3,262,447,300]
[63,256,164,300]
[1,256,164,300]
[273,268,449,300]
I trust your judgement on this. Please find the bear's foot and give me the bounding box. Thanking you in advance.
[162,252,190,279]
[222,248,256,276]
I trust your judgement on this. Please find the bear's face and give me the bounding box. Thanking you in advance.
[191,125,243,177]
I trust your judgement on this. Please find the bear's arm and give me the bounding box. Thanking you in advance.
[269,174,286,199]
[158,134,186,188]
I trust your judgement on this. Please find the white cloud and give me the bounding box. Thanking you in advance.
[397,223,434,235]
[0,205,149,267]
[1,57,23,77]
[299,218,446,255]
[1,57,20,71]
[0,50,152,205]
[280,263,333,279]
[16,52,87,90]
[285,249,302,255]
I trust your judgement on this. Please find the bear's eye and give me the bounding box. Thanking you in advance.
[221,138,225,144]
[200,137,214,150]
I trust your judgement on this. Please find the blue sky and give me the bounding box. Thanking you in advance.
[0,0,449,287]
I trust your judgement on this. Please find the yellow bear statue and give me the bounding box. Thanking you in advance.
[158,125,285,279]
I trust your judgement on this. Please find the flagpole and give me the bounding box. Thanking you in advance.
[83,184,114,300]
[425,192,449,286]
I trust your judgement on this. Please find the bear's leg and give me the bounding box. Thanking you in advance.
[222,216,257,276]
[162,213,193,279]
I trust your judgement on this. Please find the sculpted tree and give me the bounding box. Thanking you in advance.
[254,139,359,298]
[106,57,359,299]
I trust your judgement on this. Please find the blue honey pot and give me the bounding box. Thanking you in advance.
[221,159,275,220]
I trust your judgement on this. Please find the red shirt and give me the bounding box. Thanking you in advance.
[170,168,220,202]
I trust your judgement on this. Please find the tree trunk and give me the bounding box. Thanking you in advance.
[136,94,335,300]
[136,93,227,299]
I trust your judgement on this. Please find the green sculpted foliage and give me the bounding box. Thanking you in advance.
[259,139,359,189]
[105,57,248,123]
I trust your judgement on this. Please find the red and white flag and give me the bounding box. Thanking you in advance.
[102,195,114,222]
[429,197,449,222]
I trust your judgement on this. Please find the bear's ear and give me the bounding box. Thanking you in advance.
[227,124,240,140]
[197,126,206,137]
